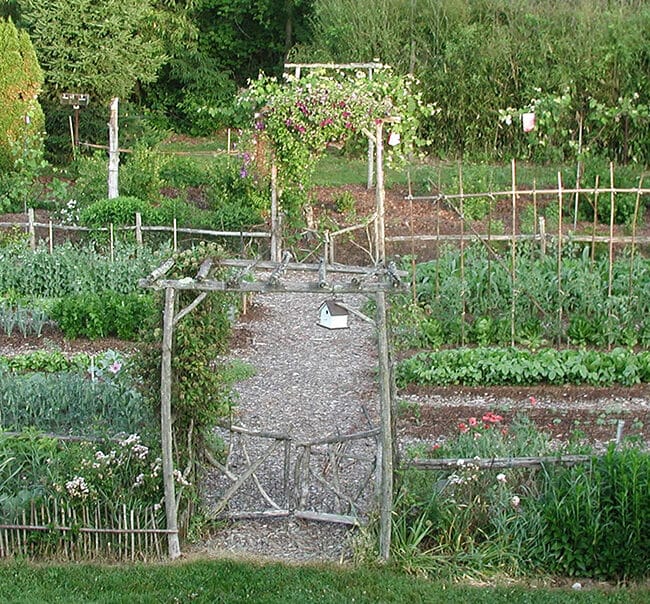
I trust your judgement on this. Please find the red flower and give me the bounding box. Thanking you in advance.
[482,412,503,424]
[458,423,469,433]
[529,396,537,406]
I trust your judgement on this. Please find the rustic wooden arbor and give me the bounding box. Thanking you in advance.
[140,254,407,560]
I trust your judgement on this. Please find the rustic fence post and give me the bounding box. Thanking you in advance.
[161,286,181,559]
[28,208,36,250]
[108,97,119,199]
[135,212,143,247]
[376,290,394,561]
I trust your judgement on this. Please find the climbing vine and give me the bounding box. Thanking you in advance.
[238,68,436,221]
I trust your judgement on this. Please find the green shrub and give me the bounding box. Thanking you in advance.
[51,291,156,340]
[79,195,157,228]
[0,18,44,172]
[161,155,212,188]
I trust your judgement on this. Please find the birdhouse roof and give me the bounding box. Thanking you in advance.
[320,300,348,316]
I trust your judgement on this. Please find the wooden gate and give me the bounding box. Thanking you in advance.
[208,423,380,526]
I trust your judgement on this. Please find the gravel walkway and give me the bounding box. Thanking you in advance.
[194,288,379,563]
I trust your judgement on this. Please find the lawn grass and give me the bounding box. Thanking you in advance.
[0,559,647,604]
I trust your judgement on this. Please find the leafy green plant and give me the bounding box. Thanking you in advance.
[396,347,650,388]
[533,445,650,579]
[50,291,156,340]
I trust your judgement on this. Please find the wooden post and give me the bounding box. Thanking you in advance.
[375,120,386,265]
[108,97,119,199]
[367,138,375,190]
[109,224,115,262]
[376,290,394,561]
[173,218,178,252]
[135,212,143,247]
[270,162,281,262]
[27,208,36,250]
[48,220,53,254]
[161,287,181,559]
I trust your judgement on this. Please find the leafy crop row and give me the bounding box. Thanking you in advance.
[396,347,650,388]
[0,241,167,298]
[403,242,650,349]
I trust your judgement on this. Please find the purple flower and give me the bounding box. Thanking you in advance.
[254,121,265,131]
[240,167,248,178]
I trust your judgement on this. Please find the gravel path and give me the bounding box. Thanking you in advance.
[194,288,379,563]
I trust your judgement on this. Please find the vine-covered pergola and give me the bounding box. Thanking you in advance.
[238,63,433,263]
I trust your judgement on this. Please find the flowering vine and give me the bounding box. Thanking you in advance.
[238,68,436,221]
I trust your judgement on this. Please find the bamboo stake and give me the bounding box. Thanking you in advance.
[557,172,563,346]
[629,178,643,298]
[459,163,466,346]
[135,212,143,246]
[28,208,36,250]
[173,218,178,252]
[607,163,615,350]
[511,159,517,347]
[109,223,114,262]
[49,220,53,253]
[591,175,600,265]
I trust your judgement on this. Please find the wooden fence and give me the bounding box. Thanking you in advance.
[0,499,170,561]
[0,209,271,256]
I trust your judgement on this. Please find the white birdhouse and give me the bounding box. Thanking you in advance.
[318,300,349,330]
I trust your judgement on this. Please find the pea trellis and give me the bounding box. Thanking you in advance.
[139,253,407,560]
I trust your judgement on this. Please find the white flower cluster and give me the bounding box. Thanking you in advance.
[173,469,191,487]
[65,475,90,499]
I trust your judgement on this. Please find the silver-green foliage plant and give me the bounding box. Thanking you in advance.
[0,300,48,337]
[0,368,153,438]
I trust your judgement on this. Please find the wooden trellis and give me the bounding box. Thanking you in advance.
[139,253,407,560]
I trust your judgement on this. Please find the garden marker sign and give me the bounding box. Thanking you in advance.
[140,254,407,561]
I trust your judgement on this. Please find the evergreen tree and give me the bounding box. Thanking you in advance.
[0,17,44,171]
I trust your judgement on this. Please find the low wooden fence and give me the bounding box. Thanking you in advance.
[0,500,170,561]
[0,208,271,256]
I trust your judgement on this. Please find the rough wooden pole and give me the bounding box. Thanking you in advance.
[161,287,181,559]
[376,290,393,561]
[271,162,281,262]
[375,120,386,265]
[135,212,143,247]
[28,208,36,250]
[458,163,466,346]
[107,97,119,199]
[607,163,615,350]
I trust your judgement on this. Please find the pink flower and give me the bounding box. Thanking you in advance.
[108,361,122,374]
[458,422,469,434]
[468,417,478,426]
[482,412,503,424]
[511,495,521,508]
[529,396,537,406]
